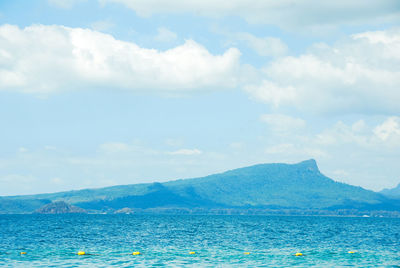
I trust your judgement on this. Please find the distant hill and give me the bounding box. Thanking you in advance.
[161,159,384,209]
[0,197,50,214]
[34,201,87,214]
[380,183,400,199]
[1,159,399,215]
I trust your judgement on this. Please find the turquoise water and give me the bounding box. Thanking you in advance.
[1,215,400,267]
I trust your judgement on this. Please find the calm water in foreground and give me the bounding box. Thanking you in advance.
[1,214,400,267]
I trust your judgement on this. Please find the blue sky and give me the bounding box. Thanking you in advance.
[0,0,400,195]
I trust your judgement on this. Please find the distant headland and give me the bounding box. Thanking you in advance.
[1,159,400,217]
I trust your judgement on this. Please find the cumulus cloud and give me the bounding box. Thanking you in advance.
[102,0,400,30]
[373,117,400,145]
[235,33,287,57]
[311,117,400,152]
[316,121,372,148]
[246,29,400,114]
[0,24,240,94]
[245,80,296,108]
[259,116,400,189]
[90,20,115,32]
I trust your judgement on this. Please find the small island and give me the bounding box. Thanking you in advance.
[34,201,87,214]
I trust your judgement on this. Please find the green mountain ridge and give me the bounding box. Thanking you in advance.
[0,159,398,214]
[163,159,382,208]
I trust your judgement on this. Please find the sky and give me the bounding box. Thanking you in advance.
[0,0,400,195]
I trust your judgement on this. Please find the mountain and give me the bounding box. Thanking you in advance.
[380,183,400,199]
[0,159,399,215]
[0,197,51,214]
[34,201,87,214]
[161,159,383,209]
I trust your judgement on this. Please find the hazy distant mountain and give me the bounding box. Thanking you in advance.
[380,183,400,198]
[0,197,50,214]
[0,159,399,214]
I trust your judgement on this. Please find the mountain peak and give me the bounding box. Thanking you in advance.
[297,159,319,171]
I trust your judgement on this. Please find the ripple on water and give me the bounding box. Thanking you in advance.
[1,215,400,267]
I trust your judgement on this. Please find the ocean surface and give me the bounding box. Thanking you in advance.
[1,215,400,267]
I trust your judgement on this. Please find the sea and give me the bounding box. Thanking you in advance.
[1,214,400,267]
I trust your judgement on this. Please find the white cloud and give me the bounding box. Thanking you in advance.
[246,29,400,114]
[353,30,400,46]
[373,117,400,145]
[102,0,400,30]
[235,33,287,57]
[0,24,240,94]
[168,148,202,155]
[259,116,400,190]
[311,117,400,151]
[90,20,115,32]
[245,81,296,108]
[316,121,371,147]
[312,118,400,189]
[155,27,177,43]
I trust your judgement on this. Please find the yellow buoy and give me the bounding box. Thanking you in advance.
[20,252,27,255]
[348,251,355,254]
[244,252,250,255]
[295,252,303,256]
[132,252,141,255]
[77,251,86,255]
[189,251,196,255]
